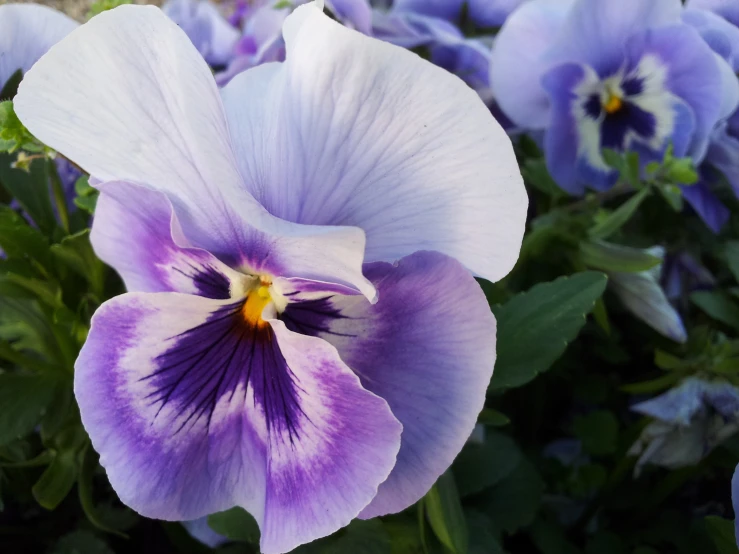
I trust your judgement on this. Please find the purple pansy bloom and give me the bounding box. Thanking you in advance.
[163,0,241,67]
[216,0,371,86]
[682,2,739,232]
[491,0,739,194]
[15,3,526,553]
[372,10,494,102]
[393,0,528,29]
[629,378,739,475]
[0,3,77,92]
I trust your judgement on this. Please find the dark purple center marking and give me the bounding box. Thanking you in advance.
[280,297,356,339]
[142,301,307,443]
[172,262,231,300]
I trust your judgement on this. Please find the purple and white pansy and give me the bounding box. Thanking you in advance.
[491,0,739,195]
[14,2,526,553]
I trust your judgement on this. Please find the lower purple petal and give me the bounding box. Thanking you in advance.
[75,292,401,554]
[280,251,496,517]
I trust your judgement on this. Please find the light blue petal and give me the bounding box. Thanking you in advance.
[468,0,528,28]
[490,0,574,129]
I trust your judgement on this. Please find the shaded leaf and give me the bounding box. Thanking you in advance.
[589,188,650,240]
[490,272,607,391]
[424,471,468,554]
[453,431,521,497]
[572,411,619,456]
[0,373,57,446]
[207,507,260,544]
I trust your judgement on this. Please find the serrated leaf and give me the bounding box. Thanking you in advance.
[424,471,468,554]
[489,272,607,391]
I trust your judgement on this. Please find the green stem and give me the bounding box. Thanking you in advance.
[560,182,634,214]
[47,159,70,235]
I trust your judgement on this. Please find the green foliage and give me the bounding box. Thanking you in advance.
[207,507,260,544]
[0,101,45,154]
[490,272,608,390]
[422,471,469,554]
[87,0,132,18]
[704,516,739,554]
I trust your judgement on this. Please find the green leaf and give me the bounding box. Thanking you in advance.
[0,373,57,446]
[480,458,543,534]
[726,241,739,284]
[664,157,699,185]
[73,175,98,214]
[588,188,650,240]
[530,519,581,554]
[572,411,619,456]
[0,204,52,268]
[477,409,510,427]
[0,101,43,153]
[453,431,522,497]
[466,511,505,554]
[33,448,78,509]
[325,520,392,554]
[33,424,87,510]
[704,516,739,554]
[424,471,468,554]
[656,183,683,212]
[52,530,115,554]
[207,507,260,543]
[490,272,608,391]
[692,291,739,331]
[51,229,105,296]
[523,159,565,198]
[79,445,128,537]
[0,154,56,235]
[580,241,662,273]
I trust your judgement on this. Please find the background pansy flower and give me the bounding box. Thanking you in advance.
[0,3,77,95]
[392,0,528,29]
[216,0,371,86]
[682,1,739,232]
[162,0,241,67]
[372,9,494,102]
[490,0,739,194]
[14,3,526,553]
[629,378,739,475]
[0,3,81,229]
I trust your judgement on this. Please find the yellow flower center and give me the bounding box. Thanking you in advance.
[603,93,623,114]
[242,282,272,328]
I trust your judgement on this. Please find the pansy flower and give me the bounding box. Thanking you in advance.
[629,378,739,475]
[491,0,739,194]
[372,9,495,102]
[162,0,241,67]
[217,0,372,86]
[393,0,528,29]
[682,1,739,232]
[0,3,81,227]
[15,3,526,553]
[0,3,77,95]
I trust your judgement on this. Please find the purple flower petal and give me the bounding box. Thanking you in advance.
[0,3,77,90]
[490,0,574,129]
[468,0,528,28]
[688,0,739,28]
[162,0,240,66]
[15,6,376,300]
[682,178,730,233]
[92,182,242,296]
[392,0,465,22]
[75,291,401,554]
[279,251,496,517]
[221,5,527,283]
[550,0,682,77]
